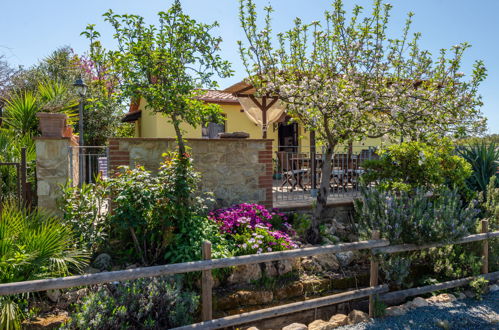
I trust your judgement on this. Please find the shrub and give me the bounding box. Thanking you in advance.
[63,276,198,329]
[457,142,499,193]
[418,244,482,280]
[208,203,297,255]
[108,153,231,265]
[469,276,489,300]
[60,178,109,254]
[355,186,479,244]
[362,140,472,193]
[0,202,87,329]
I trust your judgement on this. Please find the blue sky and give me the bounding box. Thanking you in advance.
[1,0,497,133]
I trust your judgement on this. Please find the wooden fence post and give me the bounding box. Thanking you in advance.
[201,241,213,321]
[481,219,489,274]
[369,230,380,317]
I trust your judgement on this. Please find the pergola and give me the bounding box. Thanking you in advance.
[223,81,284,139]
[224,81,319,191]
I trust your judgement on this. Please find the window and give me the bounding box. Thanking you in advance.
[202,115,226,139]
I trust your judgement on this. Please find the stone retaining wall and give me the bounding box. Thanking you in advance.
[109,138,273,208]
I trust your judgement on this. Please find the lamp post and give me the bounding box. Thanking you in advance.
[73,77,88,186]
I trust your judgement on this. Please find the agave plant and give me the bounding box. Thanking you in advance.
[0,202,88,329]
[457,142,499,193]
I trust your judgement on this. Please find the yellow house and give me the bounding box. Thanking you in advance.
[122,86,385,153]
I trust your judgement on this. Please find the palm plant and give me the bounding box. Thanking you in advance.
[0,202,88,329]
[1,91,38,137]
[457,142,499,193]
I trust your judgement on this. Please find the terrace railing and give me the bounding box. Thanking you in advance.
[0,220,497,329]
[273,145,378,202]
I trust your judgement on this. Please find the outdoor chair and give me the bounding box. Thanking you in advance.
[276,151,309,191]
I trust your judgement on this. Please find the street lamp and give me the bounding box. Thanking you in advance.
[73,77,88,186]
[73,77,88,146]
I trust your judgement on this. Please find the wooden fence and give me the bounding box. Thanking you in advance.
[0,221,497,330]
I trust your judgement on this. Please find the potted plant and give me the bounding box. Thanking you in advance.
[36,80,77,138]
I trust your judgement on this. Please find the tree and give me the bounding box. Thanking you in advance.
[83,0,233,155]
[239,0,487,242]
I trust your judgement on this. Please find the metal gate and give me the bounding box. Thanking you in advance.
[69,146,109,186]
[0,147,31,206]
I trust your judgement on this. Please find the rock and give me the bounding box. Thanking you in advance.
[63,288,88,304]
[302,277,330,293]
[329,313,348,327]
[227,264,262,284]
[464,290,474,298]
[83,266,100,274]
[347,310,369,324]
[426,293,456,304]
[46,289,61,303]
[435,319,450,329]
[308,320,334,330]
[335,251,354,267]
[291,257,302,271]
[489,284,499,292]
[456,292,467,300]
[385,306,407,316]
[264,262,278,277]
[237,290,273,305]
[93,253,112,271]
[301,258,322,272]
[274,282,304,300]
[282,323,308,330]
[409,297,429,308]
[313,254,339,271]
[277,259,293,275]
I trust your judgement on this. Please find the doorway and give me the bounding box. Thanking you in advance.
[278,121,298,152]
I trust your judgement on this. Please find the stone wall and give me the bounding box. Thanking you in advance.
[109,138,273,208]
[35,137,78,213]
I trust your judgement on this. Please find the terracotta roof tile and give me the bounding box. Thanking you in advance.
[198,90,239,104]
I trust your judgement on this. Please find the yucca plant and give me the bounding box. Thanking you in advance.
[457,142,499,193]
[0,202,88,329]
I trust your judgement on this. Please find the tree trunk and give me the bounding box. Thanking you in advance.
[308,144,335,244]
[171,115,186,157]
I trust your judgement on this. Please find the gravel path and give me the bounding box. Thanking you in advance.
[337,291,499,330]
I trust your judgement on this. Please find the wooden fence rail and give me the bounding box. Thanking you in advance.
[0,222,496,329]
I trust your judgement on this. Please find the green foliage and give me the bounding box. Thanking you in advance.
[83,0,232,154]
[480,176,499,229]
[355,186,479,244]
[380,255,412,288]
[469,276,489,300]
[60,179,110,254]
[457,142,499,193]
[291,213,312,239]
[362,140,472,193]
[418,244,482,280]
[63,276,198,329]
[108,154,230,265]
[373,297,387,317]
[0,202,88,329]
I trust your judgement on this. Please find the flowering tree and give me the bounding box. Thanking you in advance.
[84,0,232,156]
[239,0,487,242]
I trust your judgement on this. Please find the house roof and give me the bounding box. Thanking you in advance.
[223,81,256,95]
[121,89,240,123]
[198,90,239,104]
